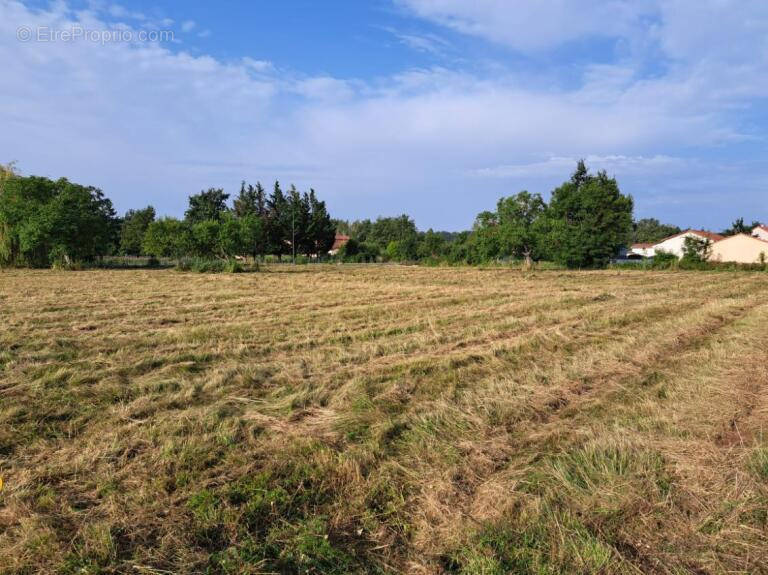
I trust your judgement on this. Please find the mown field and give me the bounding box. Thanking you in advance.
[1,266,768,574]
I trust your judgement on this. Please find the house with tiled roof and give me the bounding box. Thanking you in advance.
[629,242,656,258]
[652,229,725,258]
[710,233,768,264]
[328,234,350,255]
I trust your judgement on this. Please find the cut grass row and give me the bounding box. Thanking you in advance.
[1,266,767,573]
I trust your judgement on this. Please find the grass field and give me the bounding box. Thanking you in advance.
[1,266,768,574]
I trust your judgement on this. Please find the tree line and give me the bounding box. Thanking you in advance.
[0,165,336,267]
[335,161,634,268]
[6,159,755,270]
[137,182,336,261]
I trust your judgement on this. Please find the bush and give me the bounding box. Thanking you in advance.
[225,259,244,273]
[337,239,380,263]
[651,250,678,269]
[175,258,250,273]
[51,258,86,271]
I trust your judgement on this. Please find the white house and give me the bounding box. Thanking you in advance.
[752,224,768,242]
[652,229,724,258]
[629,243,655,258]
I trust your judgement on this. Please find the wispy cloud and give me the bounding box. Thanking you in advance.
[471,155,690,179]
[1,0,767,230]
[395,0,657,52]
[384,26,451,55]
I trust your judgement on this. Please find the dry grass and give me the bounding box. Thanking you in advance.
[1,265,767,574]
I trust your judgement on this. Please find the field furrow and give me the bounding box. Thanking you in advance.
[1,266,767,574]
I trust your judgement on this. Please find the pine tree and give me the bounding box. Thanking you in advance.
[307,189,335,256]
[233,181,267,218]
[286,185,310,259]
[254,182,266,217]
[266,181,288,259]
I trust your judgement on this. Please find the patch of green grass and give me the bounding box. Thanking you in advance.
[447,509,614,575]
[265,517,356,574]
[186,458,369,573]
[747,447,768,481]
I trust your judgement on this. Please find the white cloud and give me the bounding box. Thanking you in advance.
[1,0,767,230]
[396,0,656,52]
[106,3,146,21]
[241,57,273,72]
[472,155,689,179]
[181,19,196,33]
[383,26,451,55]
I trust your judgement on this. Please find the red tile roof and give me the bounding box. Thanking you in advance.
[331,234,350,251]
[631,243,654,248]
[657,229,724,244]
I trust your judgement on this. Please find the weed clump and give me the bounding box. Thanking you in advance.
[175,257,253,273]
[748,448,768,481]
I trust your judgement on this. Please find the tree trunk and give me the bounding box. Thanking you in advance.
[523,249,532,270]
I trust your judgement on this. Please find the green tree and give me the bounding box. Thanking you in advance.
[0,175,117,267]
[306,189,336,256]
[231,181,267,259]
[218,213,246,258]
[369,215,419,251]
[682,236,712,262]
[185,188,229,224]
[332,219,351,237]
[496,191,546,265]
[191,220,222,258]
[119,206,156,256]
[0,163,20,264]
[142,217,191,258]
[266,181,289,259]
[542,161,633,268]
[418,228,446,259]
[286,185,310,260]
[470,211,501,262]
[233,181,266,218]
[238,214,266,260]
[446,231,471,264]
[335,219,373,243]
[632,218,681,244]
[721,217,760,237]
[216,212,266,259]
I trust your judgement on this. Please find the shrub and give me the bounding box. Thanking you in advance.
[338,240,380,263]
[651,250,678,269]
[175,258,249,273]
[225,259,244,273]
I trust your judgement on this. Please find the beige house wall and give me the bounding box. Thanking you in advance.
[654,232,707,258]
[709,234,768,264]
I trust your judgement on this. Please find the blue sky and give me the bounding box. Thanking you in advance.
[2,1,767,231]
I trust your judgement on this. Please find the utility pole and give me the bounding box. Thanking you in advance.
[292,202,296,264]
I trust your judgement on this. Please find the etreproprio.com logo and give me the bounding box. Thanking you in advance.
[16,25,174,45]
